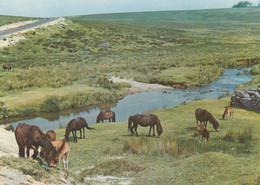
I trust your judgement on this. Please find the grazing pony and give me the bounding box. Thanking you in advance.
[65,117,94,143]
[195,108,219,132]
[96,110,116,123]
[2,64,11,71]
[128,114,163,137]
[14,123,63,167]
[41,140,70,170]
[46,130,56,141]
[222,106,234,120]
[197,124,210,142]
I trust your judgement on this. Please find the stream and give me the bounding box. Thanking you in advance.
[11,68,252,131]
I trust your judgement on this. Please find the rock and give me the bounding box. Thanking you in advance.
[100,42,110,50]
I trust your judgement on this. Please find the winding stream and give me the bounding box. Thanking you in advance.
[11,68,252,131]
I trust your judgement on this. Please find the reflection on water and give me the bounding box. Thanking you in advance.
[11,68,252,131]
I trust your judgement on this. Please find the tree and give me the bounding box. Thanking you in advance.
[232,1,252,8]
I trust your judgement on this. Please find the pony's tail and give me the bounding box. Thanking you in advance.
[86,125,95,131]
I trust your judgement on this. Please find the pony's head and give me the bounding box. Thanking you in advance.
[213,120,220,132]
[156,119,163,137]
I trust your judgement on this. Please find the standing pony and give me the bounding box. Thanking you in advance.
[2,64,11,71]
[65,117,94,143]
[195,108,220,132]
[128,114,163,137]
[15,123,63,167]
[222,106,234,120]
[96,111,116,123]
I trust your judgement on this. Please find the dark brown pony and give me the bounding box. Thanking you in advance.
[128,114,163,137]
[2,64,11,71]
[65,117,94,142]
[46,130,56,141]
[15,123,64,167]
[96,111,116,123]
[195,108,220,132]
[222,106,234,120]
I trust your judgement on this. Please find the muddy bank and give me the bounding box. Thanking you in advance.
[111,76,172,94]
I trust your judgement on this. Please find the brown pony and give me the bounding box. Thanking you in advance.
[46,130,56,141]
[197,124,210,142]
[14,123,64,167]
[2,64,11,71]
[222,106,234,120]
[128,114,163,137]
[65,117,94,143]
[195,108,219,132]
[96,111,116,123]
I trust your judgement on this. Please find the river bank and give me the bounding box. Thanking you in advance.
[8,68,253,131]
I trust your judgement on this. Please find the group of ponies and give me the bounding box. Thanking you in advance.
[195,106,234,142]
[14,105,233,171]
[15,123,70,170]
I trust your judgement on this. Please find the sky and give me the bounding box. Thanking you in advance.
[0,0,259,17]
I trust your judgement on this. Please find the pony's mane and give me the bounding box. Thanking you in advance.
[207,111,219,128]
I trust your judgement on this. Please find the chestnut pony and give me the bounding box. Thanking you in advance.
[96,111,116,123]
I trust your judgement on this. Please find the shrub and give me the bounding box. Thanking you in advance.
[40,96,60,112]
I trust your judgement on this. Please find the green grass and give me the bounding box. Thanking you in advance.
[0,8,260,116]
[1,97,259,184]
[0,15,37,26]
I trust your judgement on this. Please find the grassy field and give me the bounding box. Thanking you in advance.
[1,97,259,184]
[0,8,259,116]
[0,15,37,26]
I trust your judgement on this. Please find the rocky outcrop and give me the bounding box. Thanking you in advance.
[231,86,260,111]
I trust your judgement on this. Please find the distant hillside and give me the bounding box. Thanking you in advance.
[68,8,260,29]
[0,15,37,26]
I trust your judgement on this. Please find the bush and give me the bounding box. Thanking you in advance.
[40,96,60,112]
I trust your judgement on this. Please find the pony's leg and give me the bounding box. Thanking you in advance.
[65,152,69,170]
[72,131,76,142]
[19,146,25,157]
[134,125,139,137]
[83,127,85,138]
[74,131,78,143]
[80,129,82,139]
[26,146,30,158]
[153,125,155,136]
[32,145,39,159]
[148,126,152,136]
